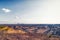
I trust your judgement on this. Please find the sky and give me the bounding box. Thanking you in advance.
[0,0,60,24]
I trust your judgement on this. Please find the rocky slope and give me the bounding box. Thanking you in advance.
[0,24,60,40]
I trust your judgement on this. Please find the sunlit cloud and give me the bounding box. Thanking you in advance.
[2,8,11,13]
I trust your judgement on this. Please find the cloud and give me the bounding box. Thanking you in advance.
[15,16,22,23]
[15,16,20,19]
[2,8,11,13]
